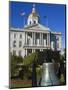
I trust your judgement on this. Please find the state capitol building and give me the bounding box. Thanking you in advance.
[10,4,62,58]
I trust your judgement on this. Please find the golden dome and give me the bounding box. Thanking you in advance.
[28,12,38,18]
[28,4,38,18]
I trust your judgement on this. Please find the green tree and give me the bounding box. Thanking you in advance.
[10,55,23,78]
[52,50,60,62]
[23,52,39,66]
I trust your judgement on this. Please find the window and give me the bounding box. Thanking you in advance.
[51,41,54,50]
[14,33,16,38]
[56,36,59,41]
[19,41,22,47]
[30,21,31,25]
[13,50,16,55]
[20,34,22,39]
[57,42,59,48]
[27,38,30,45]
[13,40,16,47]
[19,50,21,56]
[34,21,36,24]
[44,39,46,46]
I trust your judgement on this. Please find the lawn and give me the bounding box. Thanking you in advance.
[10,79,32,88]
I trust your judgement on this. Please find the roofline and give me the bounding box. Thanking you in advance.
[24,23,38,29]
[10,25,61,35]
[51,31,62,35]
[10,30,24,32]
[10,29,61,35]
[10,27,23,31]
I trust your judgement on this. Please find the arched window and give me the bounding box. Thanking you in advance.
[13,40,16,47]
[20,34,22,39]
[14,33,16,38]
[34,20,36,24]
[19,41,22,47]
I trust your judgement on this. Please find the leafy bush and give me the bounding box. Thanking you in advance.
[23,52,39,65]
[10,55,23,78]
[10,49,62,79]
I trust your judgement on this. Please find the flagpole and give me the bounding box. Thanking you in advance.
[20,12,25,27]
[44,16,48,27]
[24,16,25,27]
[47,17,48,27]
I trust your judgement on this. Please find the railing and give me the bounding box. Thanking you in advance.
[23,44,50,49]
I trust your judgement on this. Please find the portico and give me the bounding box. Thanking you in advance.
[24,31,51,56]
[25,32,50,46]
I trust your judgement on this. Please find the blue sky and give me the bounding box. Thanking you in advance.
[9,1,66,48]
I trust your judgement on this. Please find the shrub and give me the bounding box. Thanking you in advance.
[10,55,23,78]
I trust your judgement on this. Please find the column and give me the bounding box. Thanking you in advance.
[40,49,42,51]
[26,32,28,45]
[41,33,43,46]
[25,32,26,45]
[59,35,62,50]
[41,49,43,51]
[32,49,35,53]
[25,49,27,56]
[32,49,33,53]
[48,33,50,47]
[40,33,42,45]
[47,33,50,46]
[34,32,35,46]
[32,32,34,45]
[47,33,51,48]
[25,32,27,45]
[33,49,35,52]
[47,33,48,46]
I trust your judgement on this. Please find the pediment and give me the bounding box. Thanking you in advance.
[24,23,50,31]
